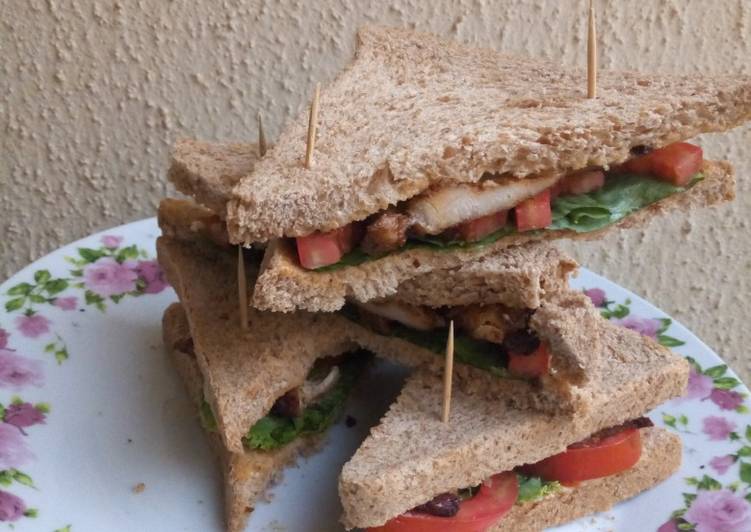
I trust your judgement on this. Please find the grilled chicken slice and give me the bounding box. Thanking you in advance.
[451,304,530,344]
[407,173,560,235]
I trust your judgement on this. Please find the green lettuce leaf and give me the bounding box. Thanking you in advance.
[516,474,562,504]
[550,174,700,232]
[242,355,368,451]
[199,400,218,432]
[316,172,699,271]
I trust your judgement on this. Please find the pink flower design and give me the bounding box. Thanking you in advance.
[83,257,137,297]
[0,424,33,470]
[53,296,77,311]
[0,330,7,350]
[611,316,660,338]
[14,314,50,339]
[683,369,714,401]
[584,288,606,307]
[710,455,736,475]
[3,403,45,431]
[710,389,745,411]
[134,260,167,294]
[100,235,123,249]
[0,350,43,390]
[657,520,679,532]
[702,416,736,441]
[685,489,751,532]
[0,490,26,522]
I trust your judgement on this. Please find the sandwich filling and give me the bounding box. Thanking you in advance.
[366,418,653,532]
[343,300,552,381]
[293,142,703,270]
[200,352,370,451]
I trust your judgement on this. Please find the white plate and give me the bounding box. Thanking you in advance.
[1,218,749,532]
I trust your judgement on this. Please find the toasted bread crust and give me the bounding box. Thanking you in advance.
[162,304,322,532]
[339,337,688,528]
[169,139,262,216]
[227,26,750,243]
[253,159,734,312]
[492,427,682,531]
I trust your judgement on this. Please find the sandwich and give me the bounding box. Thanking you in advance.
[339,317,689,531]
[157,233,375,531]
[167,26,748,313]
[159,198,605,414]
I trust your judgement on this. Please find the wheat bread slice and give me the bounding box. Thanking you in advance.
[338,325,688,529]
[169,139,261,217]
[491,426,681,532]
[226,25,750,243]
[252,159,734,312]
[157,235,358,453]
[163,303,321,532]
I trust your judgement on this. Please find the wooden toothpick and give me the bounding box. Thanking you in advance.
[587,0,597,98]
[237,246,248,331]
[304,83,321,169]
[442,320,455,424]
[257,112,267,157]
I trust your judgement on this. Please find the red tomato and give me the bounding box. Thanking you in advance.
[367,472,519,532]
[295,224,358,270]
[515,189,552,232]
[455,210,509,241]
[622,142,703,186]
[523,428,642,483]
[508,343,551,378]
[559,169,605,195]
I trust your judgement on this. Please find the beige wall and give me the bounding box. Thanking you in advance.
[2,0,750,378]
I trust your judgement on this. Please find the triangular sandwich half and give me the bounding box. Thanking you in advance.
[339,319,689,530]
[183,25,747,312]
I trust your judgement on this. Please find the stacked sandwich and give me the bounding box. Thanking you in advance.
[158,27,751,532]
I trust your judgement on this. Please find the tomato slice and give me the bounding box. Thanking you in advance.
[455,210,509,242]
[367,472,519,532]
[295,224,359,270]
[559,169,605,195]
[514,189,552,232]
[522,427,642,483]
[622,142,703,186]
[508,342,551,378]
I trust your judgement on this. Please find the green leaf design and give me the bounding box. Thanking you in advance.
[682,492,697,507]
[115,245,139,262]
[35,402,50,414]
[684,356,702,374]
[705,365,728,378]
[746,425,751,442]
[34,270,51,284]
[110,294,125,303]
[656,318,672,335]
[678,414,689,426]
[714,377,742,390]
[601,303,630,320]
[7,283,33,296]
[55,527,72,532]
[12,470,33,487]
[44,343,55,353]
[4,298,25,312]
[740,461,751,484]
[70,269,83,277]
[658,335,685,347]
[23,508,38,518]
[696,474,722,490]
[78,247,106,263]
[677,523,695,531]
[739,404,750,414]
[55,347,69,365]
[0,470,13,486]
[737,446,751,457]
[28,294,47,304]
[662,413,677,429]
[44,279,69,295]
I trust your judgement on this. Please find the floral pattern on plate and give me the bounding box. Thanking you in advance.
[584,287,751,532]
[0,234,167,526]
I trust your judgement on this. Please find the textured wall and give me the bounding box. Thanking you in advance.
[2,0,750,377]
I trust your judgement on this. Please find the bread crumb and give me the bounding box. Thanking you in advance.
[132,482,146,494]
